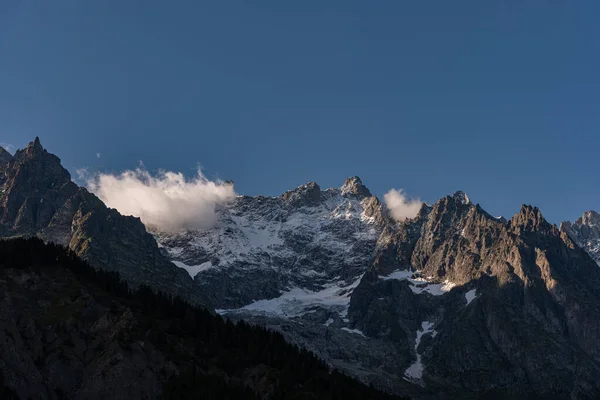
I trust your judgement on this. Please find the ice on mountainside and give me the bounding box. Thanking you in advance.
[465,289,477,305]
[341,327,367,337]
[171,260,214,279]
[379,270,457,296]
[404,321,437,382]
[218,274,364,318]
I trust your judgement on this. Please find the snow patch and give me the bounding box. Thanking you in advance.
[380,270,457,296]
[380,269,414,281]
[219,274,364,318]
[404,321,436,382]
[465,289,477,305]
[341,327,366,337]
[409,280,456,296]
[166,247,184,257]
[172,260,214,279]
[324,318,334,327]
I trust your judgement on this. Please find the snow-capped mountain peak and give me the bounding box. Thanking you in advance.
[562,210,600,265]
[340,175,372,199]
[154,178,387,309]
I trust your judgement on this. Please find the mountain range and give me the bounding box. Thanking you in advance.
[1,138,600,399]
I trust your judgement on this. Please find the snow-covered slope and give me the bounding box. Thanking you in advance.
[154,177,389,311]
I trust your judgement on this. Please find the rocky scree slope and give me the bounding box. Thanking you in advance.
[0,138,208,307]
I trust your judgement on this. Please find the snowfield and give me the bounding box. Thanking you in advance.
[379,269,457,296]
[404,321,437,382]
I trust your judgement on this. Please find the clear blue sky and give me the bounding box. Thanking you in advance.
[1,1,598,223]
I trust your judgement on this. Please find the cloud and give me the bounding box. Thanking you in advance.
[86,166,236,233]
[384,189,423,222]
[75,168,89,181]
[96,152,102,159]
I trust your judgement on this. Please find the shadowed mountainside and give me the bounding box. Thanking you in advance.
[0,237,405,400]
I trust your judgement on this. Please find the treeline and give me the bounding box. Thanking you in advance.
[0,238,406,400]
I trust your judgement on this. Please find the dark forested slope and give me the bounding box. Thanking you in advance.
[0,238,405,400]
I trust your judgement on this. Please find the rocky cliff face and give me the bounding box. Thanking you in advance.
[0,147,12,187]
[0,139,208,308]
[351,195,600,398]
[561,210,600,265]
[156,177,600,399]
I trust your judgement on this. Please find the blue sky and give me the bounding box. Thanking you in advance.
[1,1,598,223]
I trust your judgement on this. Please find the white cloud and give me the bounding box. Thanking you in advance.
[86,166,236,233]
[384,189,423,222]
[96,152,102,159]
[75,168,89,181]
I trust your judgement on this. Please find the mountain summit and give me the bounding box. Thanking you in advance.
[341,176,372,198]
[0,138,209,307]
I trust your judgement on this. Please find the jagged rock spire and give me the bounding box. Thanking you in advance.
[341,176,372,198]
[281,181,322,206]
[0,146,12,165]
[452,190,470,205]
[580,210,600,226]
[22,136,44,156]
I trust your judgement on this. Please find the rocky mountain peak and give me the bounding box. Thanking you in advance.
[580,210,600,226]
[511,204,553,233]
[561,210,600,233]
[509,205,567,253]
[561,209,600,265]
[281,181,322,207]
[452,190,470,205]
[8,137,73,188]
[0,138,209,307]
[0,146,12,165]
[341,176,372,198]
[19,136,44,158]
